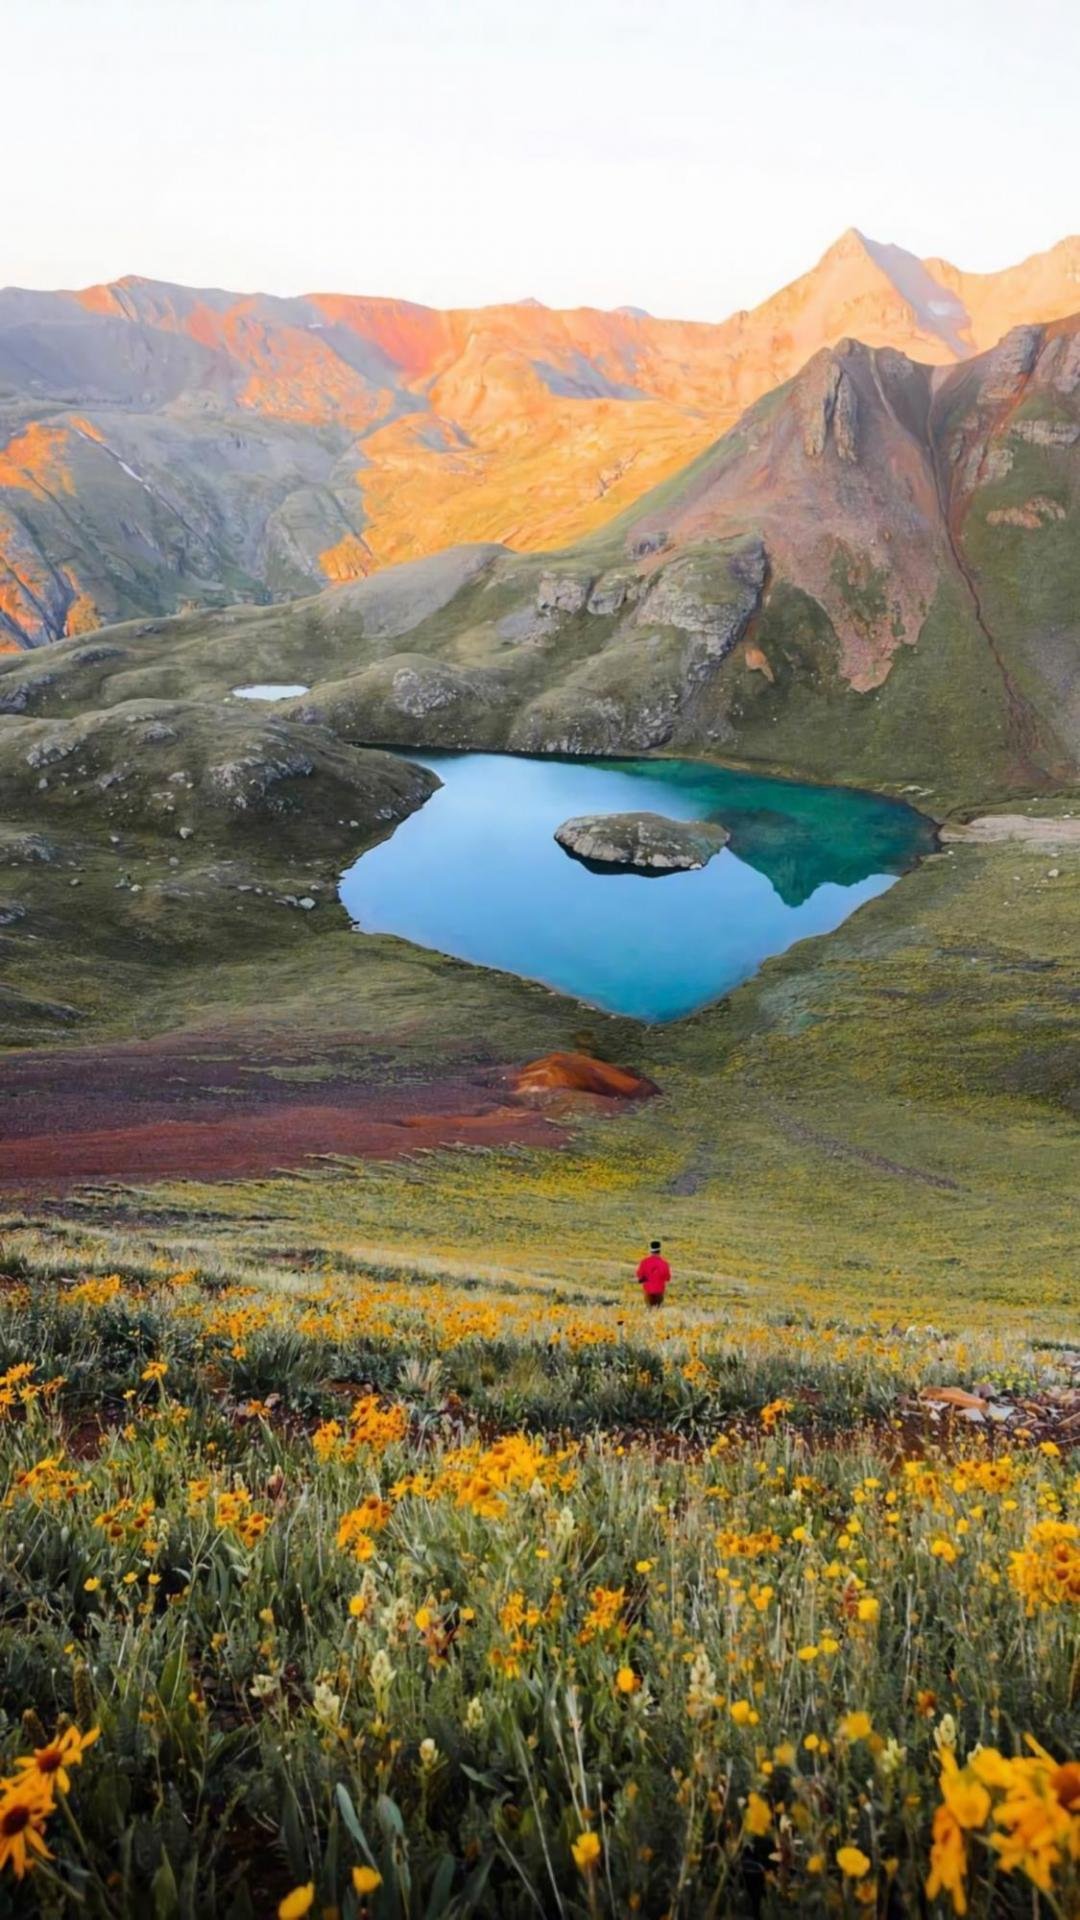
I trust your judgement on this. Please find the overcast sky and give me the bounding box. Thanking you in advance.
[6,0,1079,319]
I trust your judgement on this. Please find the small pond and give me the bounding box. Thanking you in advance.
[339,753,935,1022]
[232,683,309,701]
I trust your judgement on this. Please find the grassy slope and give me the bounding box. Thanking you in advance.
[6,799,1077,1331]
[681,575,1023,803]
[0,560,1032,814]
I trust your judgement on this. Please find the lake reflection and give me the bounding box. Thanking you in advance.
[339,753,934,1022]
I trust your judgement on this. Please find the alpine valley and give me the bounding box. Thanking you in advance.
[1,214,1079,1920]
[2,228,1078,1290]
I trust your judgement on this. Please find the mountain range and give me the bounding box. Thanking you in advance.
[4,301,1079,802]
[3,228,1080,650]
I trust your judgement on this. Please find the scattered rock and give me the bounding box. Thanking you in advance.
[0,831,57,866]
[986,496,1066,529]
[1009,417,1080,447]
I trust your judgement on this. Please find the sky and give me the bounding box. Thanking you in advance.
[6,0,1080,321]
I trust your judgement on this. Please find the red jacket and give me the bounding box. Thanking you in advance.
[636,1253,670,1297]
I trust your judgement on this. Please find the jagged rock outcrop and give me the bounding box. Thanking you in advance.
[986,497,1066,528]
[634,542,768,669]
[976,325,1042,404]
[586,572,638,616]
[555,811,729,873]
[799,351,859,462]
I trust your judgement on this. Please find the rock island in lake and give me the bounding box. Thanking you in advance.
[554,810,730,875]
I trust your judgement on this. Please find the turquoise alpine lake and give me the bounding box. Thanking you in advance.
[339,753,935,1022]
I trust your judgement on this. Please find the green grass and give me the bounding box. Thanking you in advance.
[4,797,1078,1324]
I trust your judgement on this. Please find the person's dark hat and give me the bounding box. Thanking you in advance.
[649,1240,662,1252]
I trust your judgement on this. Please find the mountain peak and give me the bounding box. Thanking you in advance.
[818,226,875,265]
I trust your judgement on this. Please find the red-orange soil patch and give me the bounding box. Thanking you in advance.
[0,1030,571,1193]
[0,1036,660,1194]
[512,1051,659,1100]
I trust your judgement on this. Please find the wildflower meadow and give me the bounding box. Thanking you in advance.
[0,1259,1074,1917]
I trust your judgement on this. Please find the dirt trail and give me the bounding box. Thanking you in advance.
[765,1104,962,1192]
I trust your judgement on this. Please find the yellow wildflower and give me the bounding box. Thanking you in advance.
[571,1830,601,1872]
[0,1775,54,1879]
[744,1792,772,1836]
[14,1725,99,1798]
[278,1887,314,1920]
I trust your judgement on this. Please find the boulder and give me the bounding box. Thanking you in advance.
[586,571,638,617]
[918,1385,987,1411]
[536,571,592,615]
[555,810,730,874]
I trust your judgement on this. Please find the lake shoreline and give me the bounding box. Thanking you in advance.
[339,749,935,1023]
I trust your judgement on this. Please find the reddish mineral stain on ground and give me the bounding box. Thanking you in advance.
[0,1030,574,1193]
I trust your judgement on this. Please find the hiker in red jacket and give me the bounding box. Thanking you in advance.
[636,1239,671,1308]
